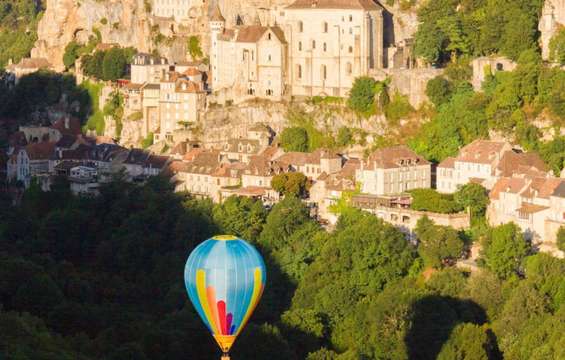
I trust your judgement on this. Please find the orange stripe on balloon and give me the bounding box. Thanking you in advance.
[235,267,263,337]
[207,286,220,334]
[196,270,219,334]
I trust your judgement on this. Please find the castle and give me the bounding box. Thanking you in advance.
[209,0,386,101]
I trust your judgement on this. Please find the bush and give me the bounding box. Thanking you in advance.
[384,92,414,125]
[550,28,565,65]
[336,127,353,147]
[557,226,565,252]
[102,47,127,81]
[347,76,378,116]
[426,76,452,107]
[410,188,463,214]
[63,41,81,69]
[187,36,203,60]
[280,127,309,152]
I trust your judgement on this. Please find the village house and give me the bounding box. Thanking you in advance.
[171,149,222,198]
[309,157,360,224]
[210,5,288,102]
[488,175,565,256]
[437,140,548,193]
[356,145,431,195]
[69,165,100,196]
[7,141,56,188]
[130,53,169,85]
[5,57,53,85]
[275,148,343,179]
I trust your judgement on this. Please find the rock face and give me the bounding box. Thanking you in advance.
[33,0,152,70]
[539,0,565,60]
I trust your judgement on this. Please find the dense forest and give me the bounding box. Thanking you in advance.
[0,176,563,359]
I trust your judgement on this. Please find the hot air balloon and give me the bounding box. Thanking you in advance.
[184,235,266,360]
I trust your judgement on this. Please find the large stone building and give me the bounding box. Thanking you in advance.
[280,0,384,97]
[210,0,385,101]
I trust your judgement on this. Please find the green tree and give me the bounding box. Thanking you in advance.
[347,76,377,115]
[102,47,127,81]
[426,76,452,107]
[187,36,203,60]
[336,127,353,147]
[482,223,530,279]
[280,127,309,152]
[549,28,565,65]
[415,216,464,268]
[437,323,496,360]
[557,226,565,252]
[410,189,463,214]
[271,172,310,198]
[63,41,82,69]
[453,183,489,221]
[212,196,266,241]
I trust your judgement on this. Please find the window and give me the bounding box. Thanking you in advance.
[312,40,316,49]
[298,21,303,32]
[349,15,353,22]
[268,54,272,62]
[268,32,272,40]
[346,62,352,75]
[323,43,327,52]
[348,46,353,53]
[349,28,353,34]
[321,65,327,80]
[298,41,302,51]
[297,64,302,79]
[323,22,328,33]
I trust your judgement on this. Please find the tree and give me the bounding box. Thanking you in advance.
[557,226,565,252]
[102,47,127,81]
[271,172,310,198]
[437,323,497,360]
[336,127,353,147]
[549,28,565,65]
[347,76,377,115]
[212,196,266,241]
[280,127,309,152]
[63,41,81,69]
[187,36,203,60]
[415,216,464,268]
[410,189,463,214]
[482,223,530,279]
[453,183,489,220]
[426,76,452,107]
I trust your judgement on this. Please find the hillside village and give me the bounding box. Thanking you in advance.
[2,1,565,359]
[2,0,565,260]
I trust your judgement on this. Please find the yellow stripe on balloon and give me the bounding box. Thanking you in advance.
[196,269,219,334]
[235,268,263,337]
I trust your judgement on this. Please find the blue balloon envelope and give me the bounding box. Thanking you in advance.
[184,235,266,354]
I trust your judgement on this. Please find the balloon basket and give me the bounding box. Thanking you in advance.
[221,354,230,360]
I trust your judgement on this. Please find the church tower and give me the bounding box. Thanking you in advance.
[209,5,225,87]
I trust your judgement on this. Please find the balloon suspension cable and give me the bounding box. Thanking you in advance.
[221,352,230,360]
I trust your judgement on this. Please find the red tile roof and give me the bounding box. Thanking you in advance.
[364,145,429,170]
[287,0,383,10]
[25,141,56,160]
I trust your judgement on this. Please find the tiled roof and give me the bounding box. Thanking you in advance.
[456,140,509,165]
[364,145,429,170]
[438,157,455,169]
[520,178,564,199]
[497,151,548,177]
[145,155,169,169]
[552,182,565,198]
[517,203,549,214]
[286,0,383,10]
[244,155,288,177]
[56,134,77,148]
[124,149,151,165]
[223,139,261,154]
[7,57,51,70]
[489,177,527,200]
[219,26,286,43]
[51,117,82,136]
[25,141,56,160]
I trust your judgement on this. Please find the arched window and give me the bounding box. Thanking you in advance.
[321,65,327,80]
[268,32,272,40]
[297,64,302,79]
[298,41,302,51]
[346,62,352,75]
[323,22,328,33]
[298,21,303,32]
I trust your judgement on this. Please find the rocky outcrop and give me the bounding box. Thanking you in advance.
[33,0,152,71]
[539,0,565,60]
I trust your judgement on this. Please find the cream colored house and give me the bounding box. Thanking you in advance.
[437,140,548,193]
[275,148,342,180]
[210,6,288,102]
[356,145,431,195]
[280,0,384,97]
[131,53,169,85]
[488,175,564,254]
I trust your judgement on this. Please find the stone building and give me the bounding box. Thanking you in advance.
[210,5,288,101]
[280,0,384,97]
[437,140,548,193]
[539,0,565,61]
[356,145,431,195]
[131,53,169,85]
[5,57,53,85]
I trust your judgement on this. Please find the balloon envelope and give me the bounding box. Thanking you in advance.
[184,235,266,353]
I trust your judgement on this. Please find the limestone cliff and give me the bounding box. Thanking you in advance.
[539,0,565,60]
[33,0,152,71]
